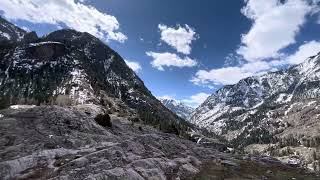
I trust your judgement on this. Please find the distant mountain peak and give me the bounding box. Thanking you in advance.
[159,98,194,120]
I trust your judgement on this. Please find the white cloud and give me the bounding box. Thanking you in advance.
[191,61,272,86]
[188,0,320,88]
[237,0,312,61]
[158,24,198,55]
[286,40,320,64]
[124,60,142,73]
[192,40,320,87]
[158,93,209,108]
[182,93,210,108]
[157,95,175,100]
[146,52,197,71]
[21,26,31,32]
[146,24,198,71]
[0,0,127,42]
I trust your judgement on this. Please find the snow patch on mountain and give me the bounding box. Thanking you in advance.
[0,31,10,40]
[190,52,320,144]
[0,18,26,42]
[160,98,194,120]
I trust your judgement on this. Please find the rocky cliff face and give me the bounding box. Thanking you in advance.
[0,17,26,43]
[190,52,320,170]
[0,17,189,135]
[160,98,194,120]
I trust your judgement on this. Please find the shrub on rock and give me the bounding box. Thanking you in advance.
[94,113,112,127]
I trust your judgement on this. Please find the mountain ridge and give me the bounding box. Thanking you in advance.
[0,17,191,136]
[190,52,320,169]
[159,98,194,120]
[190,52,320,133]
[0,16,27,43]
[0,16,319,179]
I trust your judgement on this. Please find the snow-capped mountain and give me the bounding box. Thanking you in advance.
[190,53,320,168]
[1,17,320,176]
[160,98,194,119]
[190,52,320,145]
[0,17,27,43]
[0,17,190,135]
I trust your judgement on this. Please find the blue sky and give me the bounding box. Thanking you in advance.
[1,0,320,107]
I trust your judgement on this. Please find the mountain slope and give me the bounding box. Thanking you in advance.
[0,17,189,135]
[190,53,320,169]
[0,17,27,43]
[190,53,320,141]
[160,98,194,119]
[0,18,316,179]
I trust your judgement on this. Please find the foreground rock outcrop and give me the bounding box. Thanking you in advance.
[0,105,317,179]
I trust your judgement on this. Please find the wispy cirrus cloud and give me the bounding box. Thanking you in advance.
[0,0,127,42]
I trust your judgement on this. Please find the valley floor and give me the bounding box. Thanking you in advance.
[0,105,318,179]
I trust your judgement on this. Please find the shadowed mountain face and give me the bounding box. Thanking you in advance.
[0,17,190,135]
